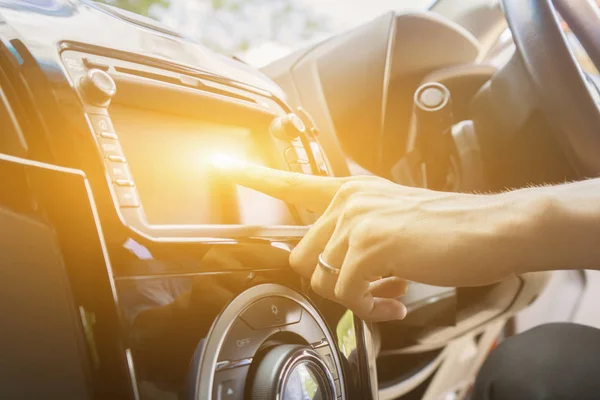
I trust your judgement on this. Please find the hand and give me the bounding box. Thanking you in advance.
[221,164,516,321]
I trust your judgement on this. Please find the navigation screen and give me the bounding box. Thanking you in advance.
[110,106,297,226]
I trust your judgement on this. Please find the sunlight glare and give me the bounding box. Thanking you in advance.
[210,153,245,169]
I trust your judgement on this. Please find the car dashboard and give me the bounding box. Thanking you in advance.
[0,2,460,399]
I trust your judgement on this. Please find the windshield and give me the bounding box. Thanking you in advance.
[97,0,435,66]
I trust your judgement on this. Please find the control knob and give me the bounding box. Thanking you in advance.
[78,68,116,106]
[250,345,336,399]
[270,113,306,140]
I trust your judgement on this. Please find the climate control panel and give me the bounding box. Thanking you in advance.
[191,284,346,400]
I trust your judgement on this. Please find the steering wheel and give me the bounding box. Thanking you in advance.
[500,0,600,176]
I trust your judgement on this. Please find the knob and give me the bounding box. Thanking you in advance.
[270,113,306,140]
[78,68,116,105]
[250,345,335,400]
[296,106,319,137]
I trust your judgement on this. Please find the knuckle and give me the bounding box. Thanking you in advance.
[354,220,375,237]
[350,220,379,248]
[342,197,368,219]
[336,181,362,201]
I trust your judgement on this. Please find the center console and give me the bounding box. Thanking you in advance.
[60,47,326,240]
[57,45,361,399]
[0,3,373,398]
[0,2,457,399]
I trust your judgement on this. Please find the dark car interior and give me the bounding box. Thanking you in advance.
[0,0,598,399]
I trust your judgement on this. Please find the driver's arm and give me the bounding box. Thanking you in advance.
[512,178,600,274]
[220,163,600,321]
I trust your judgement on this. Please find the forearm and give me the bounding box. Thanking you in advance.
[497,179,600,275]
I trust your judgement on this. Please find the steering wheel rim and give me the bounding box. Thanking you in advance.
[502,0,600,176]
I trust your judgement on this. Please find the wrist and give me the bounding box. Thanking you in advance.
[456,191,534,284]
[499,188,568,275]
[453,190,558,283]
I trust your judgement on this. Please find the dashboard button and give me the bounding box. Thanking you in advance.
[218,318,278,362]
[82,57,110,71]
[240,297,302,330]
[297,106,319,137]
[309,141,329,175]
[280,312,326,345]
[88,114,114,133]
[99,131,118,140]
[334,379,341,397]
[108,155,126,163]
[315,347,338,380]
[212,366,248,400]
[98,138,124,158]
[62,55,84,74]
[115,179,134,187]
[218,380,238,400]
[284,146,309,163]
[114,185,139,207]
[107,161,133,182]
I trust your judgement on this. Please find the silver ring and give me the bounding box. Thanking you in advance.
[318,253,341,276]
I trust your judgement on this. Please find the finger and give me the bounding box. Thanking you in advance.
[309,235,348,301]
[290,214,336,278]
[290,184,358,277]
[215,161,345,213]
[313,230,407,322]
[369,277,408,298]
[363,298,407,322]
[335,247,407,321]
[310,264,339,302]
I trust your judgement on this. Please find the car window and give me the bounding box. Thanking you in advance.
[96,0,436,66]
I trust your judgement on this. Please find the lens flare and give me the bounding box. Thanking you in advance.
[210,153,244,169]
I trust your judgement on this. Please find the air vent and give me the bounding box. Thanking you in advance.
[113,66,258,106]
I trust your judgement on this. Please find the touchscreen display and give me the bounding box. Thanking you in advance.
[109,106,297,226]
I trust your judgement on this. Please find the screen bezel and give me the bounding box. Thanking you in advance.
[100,70,315,241]
[108,104,301,228]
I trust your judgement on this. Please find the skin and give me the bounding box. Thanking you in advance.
[219,163,600,322]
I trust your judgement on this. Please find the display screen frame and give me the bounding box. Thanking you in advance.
[98,67,316,241]
[109,104,301,228]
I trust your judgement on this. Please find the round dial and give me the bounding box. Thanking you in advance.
[270,113,306,140]
[191,285,347,400]
[78,68,116,105]
[250,345,335,400]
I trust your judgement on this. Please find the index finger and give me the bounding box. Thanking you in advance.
[214,160,345,212]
